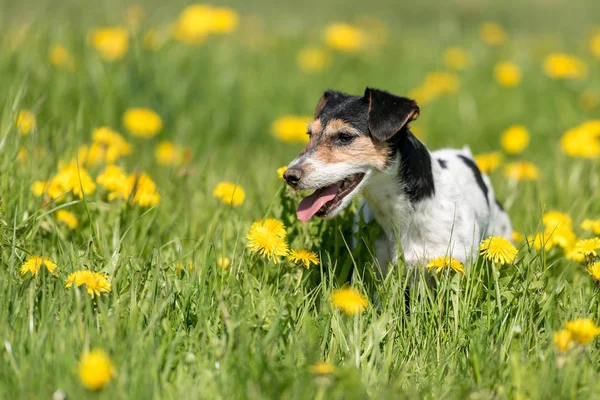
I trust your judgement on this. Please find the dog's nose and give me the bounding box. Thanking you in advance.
[283,168,302,187]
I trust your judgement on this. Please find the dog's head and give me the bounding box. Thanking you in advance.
[284,87,420,222]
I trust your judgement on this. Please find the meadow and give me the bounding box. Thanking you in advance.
[1,0,600,398]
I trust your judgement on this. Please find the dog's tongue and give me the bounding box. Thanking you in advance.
[297,183,341,222]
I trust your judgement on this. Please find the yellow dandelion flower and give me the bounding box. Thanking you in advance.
[573,238,600,258]
[501,125,530,154]
[591,33,600,58]
[288,249,320,269]
[553,330,574,352]
[479,236,518,265]
[65,270,111,298]
[297,47,330,73]
[89,26,129,61]
[175,262,194,273]
[172,5,238,45]
[548,226,576,249]
[503,161,540,181]
[97,165,128,192]
[277,166,287,181]
[31,180,47,197]
[108,173,160,207]
[409,72,461,106]
[494,62,522,87]
[49,45,75,70]
[16,109,36,135]
[543,211,572,230]
[587,262,600,281]
[443,47,470,70]
[209,7,239,34]
[217,256,231,270]
[82,127,132,165]
[271,115,311,144]
[46,161,96,200]
[479,22,507,45]
[560,121,600,159]
[527,232,555,251]
[122,108,162,138]
[155,141,186,166]
[512,231,525,242]
[17,146,27,162]
[354,15,389,47]
[78,349,115,391]
[565,246,586,263]
[543,53,587,80]
[330,287,368,315]
[426,256,465,274]
[324,23,364,52]
[56,210,78,229]
[213,181,245,207]
[309,362,337,375]
[565,318,600,344]
[474,152,503,174]
[581,219,600,235]
[246,218,289,260]
[20,256,58,276]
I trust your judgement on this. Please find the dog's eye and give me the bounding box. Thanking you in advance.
[336,132,356,144]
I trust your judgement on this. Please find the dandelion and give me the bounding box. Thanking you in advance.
[543,211,572,230]
[443,47,470,70]
[65,270,111,298]
[213,181,245,206]
[587,262,600,281]
[565,246,586,263]
[272,116,311,143]
[479,22,507,45]
[426,256,465,274]
[288,249,320,269]
[479,236,518,265]
[175,263,194,273]
[97,165,128,192]
[408,72,460,105]
[277,166,287,181]
[31,180,47,197]
[108,173,160,207]
[209,7,239,34]
[16,109,36,135]
[246,218,289,260]
[330,287,368,315]
[82,127,132,165]
[49,45,75,70]
[572,238,600,258]
[17,147,27,162]
[297,47,330,73]
[543,53,587,80]
[309,362,337,375]
[581,219,600,235]
[89,26,129,61]
[45,161,96,200]
[474,152,503,174]
[324,23,364,52]
[56,210,78,229]
[501,125,530,154]
[155,141,186,166]
[494,62,522,87]
[560,121,600,158]
[565,318,600,344]
[591,33,600,58]
[78,349,115,390]
[527,232,554,251]
[503,161,540,181]
[123,108,163,138]
[217,257,231,270]
[172,4,238,45]
[20,256,58,276]
[512,231,525,242]
[553,330,573,352]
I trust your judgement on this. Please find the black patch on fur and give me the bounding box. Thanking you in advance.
[390,128,435,203]
[495,198,505,211]
[457,155,489,207]
[437,159,447,169]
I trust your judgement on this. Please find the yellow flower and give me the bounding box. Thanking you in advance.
[479,22,507,45]
[89,27,129,61]
[272,116,311,143]
[581,219,600,235]
[591,33,600,57]
[297,47,330,73]
[324,23,364,52]
[288,249,320,269]
[108,173,160,207]
[246,218,289,260]
[408,72,460,105]
[97,165,128,192]
[443,47,470,70]
[277,166,287,181]
[78,349,115,391]
[529,227,575,251]
[474,152,503,174]
[49,45,75,70]
[209,7,239,34]
[479,236,518,265]
[553,330,573,352]
[503,161,540,181]
[123,108,163,138]
[494,62,522,87]
[17,147,27,162]
[309,362,337,375]
[31,180,47,197]
[65,270,112,298]
[543,211,572,230]
[572,238,600,258]
[501,125,529,154]
[512,231,525,242]
[565,318,600,344]
[88,127,132,164]
[565,246,586,263]
[16,109,36,135]
[175,262,194,273]
[155,141,186,166]
[330,287,368,315]
[172,5,238,45]
[580,90,599,111]
[43,161,96,201]
[543,53,587,80]
[213,181,245,206]
[560,121,600,159]
[527,232,554,251]
[217,256,231,270]
[587,262,600,281]
[354,15,389,47]
[56,210,78,229]
[426,256,465,274]
[20,256,58,276]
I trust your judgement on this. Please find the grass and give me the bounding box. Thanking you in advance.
[1,0,600,398]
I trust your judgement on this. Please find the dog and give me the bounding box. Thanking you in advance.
[283,88,512,275]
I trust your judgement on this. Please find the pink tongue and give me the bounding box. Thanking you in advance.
[297,183,341,222]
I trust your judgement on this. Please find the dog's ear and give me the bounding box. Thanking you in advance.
[364,87,420,142]
[315,90,351,118]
